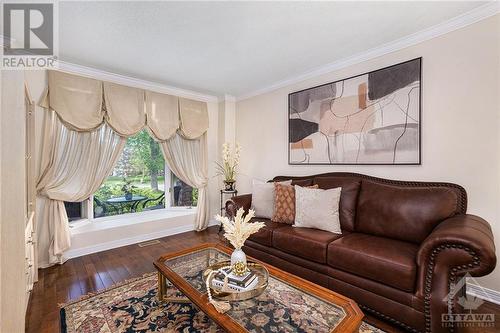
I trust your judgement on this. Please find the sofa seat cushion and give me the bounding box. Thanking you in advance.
[327,233,418,292]
[273,227,344,264]
[243,240,421,310]
[247,219,287,247]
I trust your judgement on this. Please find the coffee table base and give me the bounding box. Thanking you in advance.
[157,272,190,303]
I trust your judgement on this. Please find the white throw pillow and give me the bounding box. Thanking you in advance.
[251,179,291,219]
[294,185,342,234]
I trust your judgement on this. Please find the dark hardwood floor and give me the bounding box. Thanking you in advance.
[26,227,220,333]
[26,226,498,333]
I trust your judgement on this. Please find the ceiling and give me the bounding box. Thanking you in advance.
[58,1,487,98]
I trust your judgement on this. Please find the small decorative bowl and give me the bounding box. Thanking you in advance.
[202,261,269,301]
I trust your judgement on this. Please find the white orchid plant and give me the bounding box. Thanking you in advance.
[215,208,265,249]
[215,142,241,183]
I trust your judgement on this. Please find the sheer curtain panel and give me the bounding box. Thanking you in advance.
[161,133,209,230]
[36,111,125,265]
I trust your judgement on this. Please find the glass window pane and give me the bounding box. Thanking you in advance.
[170,172,197,207]
[65,129,201,221]
[64,201,83,221]
[92,129,166,218]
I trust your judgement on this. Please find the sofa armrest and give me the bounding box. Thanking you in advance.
[416,214,496,332]
[225,194,252,219]
[417,214,496,279]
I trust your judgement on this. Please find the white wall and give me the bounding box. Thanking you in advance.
[213,95,237,216]
[217,95,236,149]
[235,15,500,291]
[206,100,221,217]
[0,70,28,333]
[24,71,47,181]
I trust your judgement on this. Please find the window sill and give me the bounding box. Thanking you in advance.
[69,207,197,235]
[64,206,210,260]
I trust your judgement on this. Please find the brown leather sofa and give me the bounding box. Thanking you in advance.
[225,173,496,333]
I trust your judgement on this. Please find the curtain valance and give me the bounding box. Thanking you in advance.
[40,70,209,139]
[146,91,179,141]
[40,70,103,131]
[179,98,209,139]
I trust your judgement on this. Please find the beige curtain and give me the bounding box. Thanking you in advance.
[36,110,126,265]
[179,97,209,139]
[161,133,209,230]
[41,70,210,140]
[103,82,145,136]
[40,70,104,131]
[145,91,179,141]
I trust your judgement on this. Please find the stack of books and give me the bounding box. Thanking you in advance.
[211,268,259,292]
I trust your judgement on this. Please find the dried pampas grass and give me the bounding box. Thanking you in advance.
[215,208,265,249]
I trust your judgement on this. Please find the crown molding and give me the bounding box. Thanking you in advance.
[0,37,219,102]
[224,94,236,102]
[217,94,236,103]
[236,2,500,102]
[56,60,219,102]
[221,94,236,103]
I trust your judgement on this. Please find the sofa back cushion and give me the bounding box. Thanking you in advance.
[356,180,461,243]
[272,183,318,224]
[294,185,342,234]
[252,179,291,218]
[313,176,361,232]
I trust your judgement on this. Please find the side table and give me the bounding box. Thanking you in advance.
[219,189,238,233]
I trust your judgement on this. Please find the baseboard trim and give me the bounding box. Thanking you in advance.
[467,283,500,306]
[64,220,218,259]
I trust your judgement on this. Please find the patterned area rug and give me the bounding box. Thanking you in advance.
[60,273,385,333]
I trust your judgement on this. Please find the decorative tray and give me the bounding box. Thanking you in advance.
[202,260,269,301]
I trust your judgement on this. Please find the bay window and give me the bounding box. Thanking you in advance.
[66,129,195,222]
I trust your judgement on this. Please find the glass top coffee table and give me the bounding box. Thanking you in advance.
[154,243,363,333]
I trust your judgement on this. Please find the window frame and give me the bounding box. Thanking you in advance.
[64,200,88,222]
[68,164,197,225]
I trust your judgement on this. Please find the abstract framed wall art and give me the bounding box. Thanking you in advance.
[288,58,421,165]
